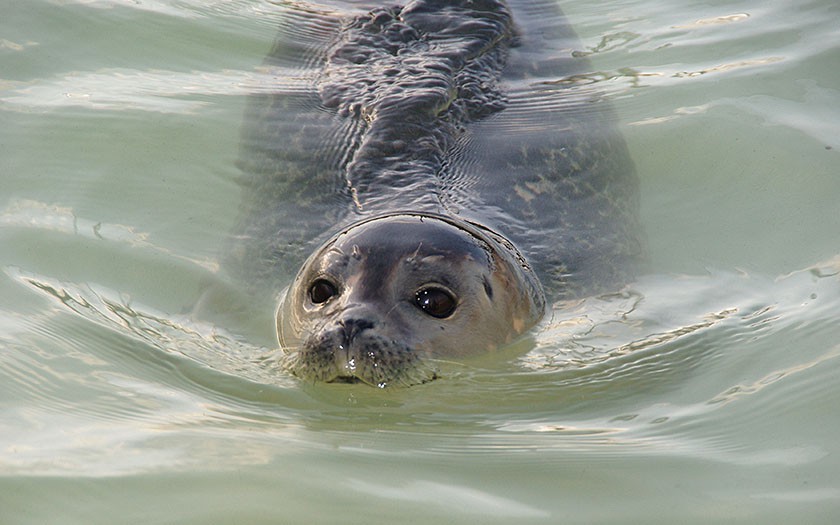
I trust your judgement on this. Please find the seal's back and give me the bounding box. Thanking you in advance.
[230,0,643,300]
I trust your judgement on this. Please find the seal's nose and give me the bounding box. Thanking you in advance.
[338,317,375,344]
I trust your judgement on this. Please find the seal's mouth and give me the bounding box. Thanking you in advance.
[326,374,364,385]
[324,370,440,387]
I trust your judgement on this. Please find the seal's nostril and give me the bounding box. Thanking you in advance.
[338,318,375,342]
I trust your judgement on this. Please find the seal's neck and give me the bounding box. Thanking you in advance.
[318,0,515,216]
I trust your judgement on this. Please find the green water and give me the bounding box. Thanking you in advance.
[2,0,839,523]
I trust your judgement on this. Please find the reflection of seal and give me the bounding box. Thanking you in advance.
[278,214,544,386]
[229,0,643,386]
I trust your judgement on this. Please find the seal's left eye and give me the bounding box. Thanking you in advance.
[415,287,457,319]
[309,279,338,304]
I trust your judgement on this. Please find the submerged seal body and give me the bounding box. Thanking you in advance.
[229,0,642,386]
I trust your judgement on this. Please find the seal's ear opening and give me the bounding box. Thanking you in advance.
[485,242,547,336]
[460,219,547,329]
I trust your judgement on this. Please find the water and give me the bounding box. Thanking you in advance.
[1,0,839,522]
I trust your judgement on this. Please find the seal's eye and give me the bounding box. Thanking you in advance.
[309,279,338,304]
[415,287,457,319]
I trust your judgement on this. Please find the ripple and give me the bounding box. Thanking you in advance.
[0,68,314,114]
[671,13,751,29]
[1,198,217,272]
[46,0,286,25]
[347,478,550,518]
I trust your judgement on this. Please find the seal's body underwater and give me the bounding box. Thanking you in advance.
[228,0,642,386]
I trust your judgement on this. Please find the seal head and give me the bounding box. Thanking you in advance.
[277,213,545,387]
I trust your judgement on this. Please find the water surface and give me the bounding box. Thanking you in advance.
[2,0,839,522]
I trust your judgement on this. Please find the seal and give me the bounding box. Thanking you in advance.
[277,213,544,386]
[227,0,643,386]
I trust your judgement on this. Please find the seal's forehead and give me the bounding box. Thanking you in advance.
[332,216,491,262]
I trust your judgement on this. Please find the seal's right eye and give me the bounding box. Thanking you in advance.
[309,279,338,304]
